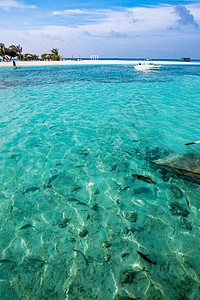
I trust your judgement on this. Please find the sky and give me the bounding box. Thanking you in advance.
[0,0,200,58]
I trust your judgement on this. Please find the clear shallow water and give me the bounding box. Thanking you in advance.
[0,64,200,299]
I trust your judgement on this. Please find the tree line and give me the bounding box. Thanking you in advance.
[0,43,61,61]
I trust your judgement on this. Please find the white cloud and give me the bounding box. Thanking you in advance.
[0,0,36,10]
[1,4,200,58]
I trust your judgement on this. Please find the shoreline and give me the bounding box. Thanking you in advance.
[0,59,200,67]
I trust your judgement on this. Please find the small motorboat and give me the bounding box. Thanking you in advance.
[134,62,161,71]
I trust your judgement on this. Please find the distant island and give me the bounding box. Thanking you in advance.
[0,43,61,61]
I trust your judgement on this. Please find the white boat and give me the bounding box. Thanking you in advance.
[134,62,161,71]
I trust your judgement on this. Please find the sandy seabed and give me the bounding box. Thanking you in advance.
[0,60,200,68]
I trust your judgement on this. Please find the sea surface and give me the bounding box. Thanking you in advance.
[0,64,200,300]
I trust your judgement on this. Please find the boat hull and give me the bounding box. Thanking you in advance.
[134,64,161,71]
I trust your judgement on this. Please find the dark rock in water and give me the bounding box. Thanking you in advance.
[136,146,170,161]
[120,270,135,283]
[150,153,200,184]
[170,185,183,199]
[179,217,192,230]
[79,230,88,237]
[133,187,151,194]
[170,202,190,217]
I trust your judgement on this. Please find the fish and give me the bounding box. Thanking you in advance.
[74,249,89,266]
[186,198,191,210]
[22,187,40,195]
[118,186,130,194]
[71,186,81,192]
[19,224,35,230]
[24,258,46,264]
[111,164,118,171]
[137,251,157,265]
[124,227,144,234]
[0,259,15,263]
[48,174,59,184]
[67,198,87,206]
[170,185,183,199]
[114,297,140,300]
[132,174,156,184]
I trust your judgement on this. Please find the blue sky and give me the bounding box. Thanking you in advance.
[0,0,200,58]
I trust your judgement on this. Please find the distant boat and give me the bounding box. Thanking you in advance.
[181,57,190,62]
[134,62,161,71]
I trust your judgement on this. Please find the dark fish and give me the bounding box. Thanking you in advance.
[19,224,35,230]
[118,186,130,194]
[67,198,87,206]
[125,227,144,234]
[24,258,46,264]
[0,259,15,263]
[48,174,59,184]
[186,198,191,210]
[132,174,156,184]
[170,185,183,199]
[114,297,140,300]
[137,251,157,265]
[22,187,40,195]
[133,187,151,194]
[111,164,118,171]
[74,249,89,266]
[71,186,81,192]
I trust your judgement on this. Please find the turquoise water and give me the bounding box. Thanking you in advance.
[0,64,200,299]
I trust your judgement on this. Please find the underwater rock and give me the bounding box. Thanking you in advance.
[133,187,151,194]
[79,229,88,237]
[179,217,192,230]
[170,202,190,217]
[170,185,183,199]
[123,212,138,222]
[136,146,170,161]
[150,153,200,184]
[120,270,135,283]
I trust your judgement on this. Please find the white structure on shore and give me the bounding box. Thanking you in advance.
[91,55,99,60]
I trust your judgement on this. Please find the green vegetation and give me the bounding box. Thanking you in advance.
[0,43,61,61]
[41,48,60,61]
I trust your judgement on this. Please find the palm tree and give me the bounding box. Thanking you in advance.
[51,48,59,56]
[10,44,22,60]
[0,43,6,59]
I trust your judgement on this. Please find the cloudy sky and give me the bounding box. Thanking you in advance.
[0,0,200,58]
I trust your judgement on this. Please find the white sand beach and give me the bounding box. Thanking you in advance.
[0,59,200,67]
